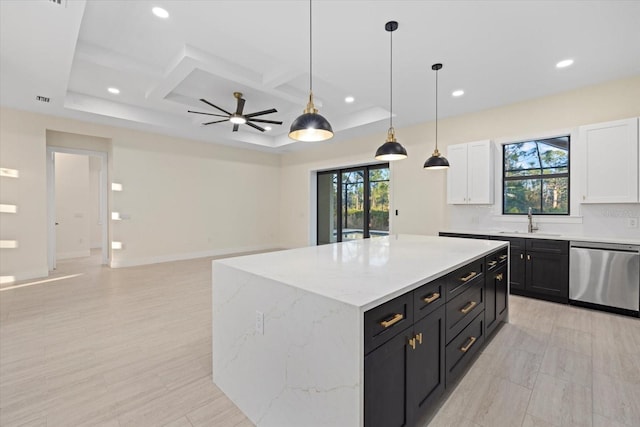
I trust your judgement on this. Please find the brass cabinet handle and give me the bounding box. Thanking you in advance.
[460,271,478,282]
[527,254,531,261]
[520,253,524,259]
[409,337,416,350]
[380,313,403,328]
[423,292,441,304]
[460,301,478,314]
[487,260,498,267]
[496,273,503,281]
[499,254,508,260]
[460,336,477,353]
[416,332,423,345]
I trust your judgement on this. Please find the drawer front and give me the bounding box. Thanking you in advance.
[365,292,414,355]
[445,258,484,301]
[525,238,568,254]
[445,311,485,386]
[413,277,445,321]
[445,281,485,343]
[486,248,508,271]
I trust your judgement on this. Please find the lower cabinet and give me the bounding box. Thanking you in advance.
[364,248,507,427]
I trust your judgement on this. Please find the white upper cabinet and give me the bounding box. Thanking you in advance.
[579,118,639,203]
[447,140,494,204]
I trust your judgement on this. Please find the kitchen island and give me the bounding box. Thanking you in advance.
[212,234,508,427]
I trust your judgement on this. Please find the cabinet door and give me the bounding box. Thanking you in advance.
[364,329,411,427]
[407,306,446,425]
[494,237,526,292]
[486,264,508,337]
[446,143,469,204]
[467,140,494,205]
[580,118,639,203]
[525,251,569,302]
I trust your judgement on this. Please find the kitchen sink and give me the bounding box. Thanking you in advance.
[497,231,561,237]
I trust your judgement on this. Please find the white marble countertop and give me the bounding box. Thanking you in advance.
[440,229,640,245]
[215,234,507,311]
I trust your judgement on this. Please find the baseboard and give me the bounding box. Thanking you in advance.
[109,245,281,268]
[57,250,91,260]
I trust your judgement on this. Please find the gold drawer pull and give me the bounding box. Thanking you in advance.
[380,313,403,328]
[499,254,508,260]
[520,253,524,259]
[460,336,477,353]
[416,332,423,345]
[423,292,441,304]
[487,261,498,267]
[460,301,478,314]
[460,271,478,282]
[409,337,416,350]
[496,273,504,281]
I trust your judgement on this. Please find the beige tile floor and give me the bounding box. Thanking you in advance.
[1,252,639,427]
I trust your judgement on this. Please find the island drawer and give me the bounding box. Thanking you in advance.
[364,293,414,355]
[413,277,445,321]
[445,258,484,301]
[445,311,485,387]
[486,248,508,271]
[445,279,485,343]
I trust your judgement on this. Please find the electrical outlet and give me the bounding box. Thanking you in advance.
[255,311,264,335]
[628,217,639,228]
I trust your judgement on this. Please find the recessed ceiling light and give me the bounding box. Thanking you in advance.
[265,126,272,131]
[107,87,120,94]
[452,90,465,97]
[152,7,169,19]
[556,59,574,68]
[344,96,355,103]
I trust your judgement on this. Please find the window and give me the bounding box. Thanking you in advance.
[317,164,389,245]
[503,136,569,215]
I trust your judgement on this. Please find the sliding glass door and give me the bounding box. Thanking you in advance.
[317,164,389,245]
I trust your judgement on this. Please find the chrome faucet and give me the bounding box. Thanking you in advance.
[528,207,539,233]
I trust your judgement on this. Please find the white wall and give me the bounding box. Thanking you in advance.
[279,75,640,248]
[1,107,281,283]
[54,152,91,259]
[89,156,102,249]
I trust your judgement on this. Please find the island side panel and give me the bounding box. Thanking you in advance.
[212,261,363,427]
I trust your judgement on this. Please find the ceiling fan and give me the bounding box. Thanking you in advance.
[188,92,283,132]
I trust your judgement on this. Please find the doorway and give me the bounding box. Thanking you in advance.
[317,164,390,245]
[47,147,108,270]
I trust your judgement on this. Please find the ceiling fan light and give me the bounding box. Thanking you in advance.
[229,115,246,124]
[289,112,333,142]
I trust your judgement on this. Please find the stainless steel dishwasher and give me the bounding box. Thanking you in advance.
[569,241,640,315]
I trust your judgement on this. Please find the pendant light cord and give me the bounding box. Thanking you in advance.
[434,67,438,150]
[389,28,393,129]
[309,0,313,92]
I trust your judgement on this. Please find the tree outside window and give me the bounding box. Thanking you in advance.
[503,136,569,215]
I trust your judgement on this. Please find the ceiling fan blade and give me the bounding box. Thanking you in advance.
[233,124,239,132]
[202,119,229,125]
[249,118,283,125]
[200,98,232,115]
[246,122,266,132]
[188,110,228,118]
[244,108,277,118]
[236,97,245,115]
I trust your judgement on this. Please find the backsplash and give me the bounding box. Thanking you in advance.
[448,203,640,240]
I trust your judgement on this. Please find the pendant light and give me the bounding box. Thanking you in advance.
[423,63,450,169]
[375,21,408,161]
[289,0,333,142]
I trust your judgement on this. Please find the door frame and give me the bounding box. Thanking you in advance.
[47,146,109,270]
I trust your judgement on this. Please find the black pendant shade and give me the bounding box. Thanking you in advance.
[424,63,450,170]
[375,20,407,161]
[289,0,333,142]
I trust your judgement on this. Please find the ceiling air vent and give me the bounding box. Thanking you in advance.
[49,0,62,4]
[36,96,50,103]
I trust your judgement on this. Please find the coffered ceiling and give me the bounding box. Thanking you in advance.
[1,0,639,152]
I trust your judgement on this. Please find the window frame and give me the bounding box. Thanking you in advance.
[502,136,571,216]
